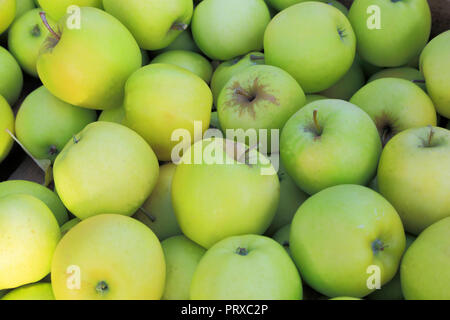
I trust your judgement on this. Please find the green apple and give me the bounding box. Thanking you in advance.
[377,126,450,235]
[53,121,160,220]
[37,0,103,20]
[151,50,213,83]
[37,7,142,110]
[172,138,280,248]
[272,224,290,255]
[211,52,265,104]
[190,234,302,300]
[280,99,381,195]
[0,0,15,34]
[155,29,200,54]
[60,218,81,236]
[401,217,450,300]
[266,0,348,14]
[319,59,365,101]
[192,0,271,60]
[15,86,97,162]
[133,163,182,241]
[0,180,68,225]
[1,282,54,300]
[124,63,212,161]
[420,30,450,118]
[359,55,383,78]
[161,235,206,300]
[348,0,431,67]
[291,184,406,298]
[98,106,126,124]
[0,95,14,163]
[304,94,327,105]
[103,0,193,50]
[0,46,23,105]
[327,0,349,15]
[264,2,356,93]
[350,78,437,146]
[368,67,426,92]
[0,194,61,290]
[14,0,36,20]
[209,111,221,131]
[51,214,166,300]
[8,9,56,77]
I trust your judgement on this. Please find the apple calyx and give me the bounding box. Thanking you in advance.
[31,24,41,37]
[73,136,80,144]
[171,22,188,31]
[249,54,265,62]
[96,281,109,295]
[337,27,347,41]
[39,12,60,41]
[48,145,58,156]
[139,207,156,223]
[372,239,387,253]
[235,247,249,256]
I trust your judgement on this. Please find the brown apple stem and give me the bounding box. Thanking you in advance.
[250,55,265,61]
[39,12,60,40]
[139,207,156,223]
[171,22,188,31]
[427,126,435,147]
[313,110,321,133]
[235,87,254,101]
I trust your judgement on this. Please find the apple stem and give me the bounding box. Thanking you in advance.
[171,22,188,31]
[39,12,60,41]
[49,145,58,156]
[235,88,254,101]
[250,55,265,61]
[313,110,321,134]
[139,207,156,223]
[427,126,434,147]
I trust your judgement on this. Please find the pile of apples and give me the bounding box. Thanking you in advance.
[0,0,449,300]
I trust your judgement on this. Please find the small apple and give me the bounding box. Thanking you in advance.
[0,0,15,34]
[60,218,81,236]
[192,0,271,60]
[190,234,302,300]
[368,67,426,92]
[280,99,381,195]
[51,214,166,300]
[0,95,14,163]
[53,121,160,220]
[98,106,126,125]
[15,86,97,162]
[155,29,200,54]
[290,184,406,298]
[264,2,356,93]
[161,235,206,300]
[377,126,450,235]
[272,224,290,255]
[1,283,54,300]
[37,0,103,20]
[37,8,142,110]
[348,0,431,67]
[0,194,61,290]
[0,46,23,106]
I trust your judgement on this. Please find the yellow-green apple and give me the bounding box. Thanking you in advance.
[37,0,103,20]
[51,214,165,300]
[124,63,212,161]
[350,78,437,146]
[15,86,97,162]
[172,138,280,248]
[0,95,14,163]
[420,30,450,118]
[37,8,142,110]
[1,283,54,300]
[98,106,126,125]
[161,235,205,300]
[0,46,23,105]
[190,234,302,299]
[8,9,56,77]
[280,99,381,195]
[368,67,426,92]
[401,217,450,300]
[192,0,271,60]
[290,184,406,298]
[155,29,200,54]
[211,52,265,104]
[133,163,182,241]
[0,194,60,290]
[13,0,36,20]
[377,126,450,235]
[53,121,159,220]
[348,0,431,67]
[151,50,213,83]
[0,180,68,225]
[103,0,193,51]
[272,224,290,255]
[264,2,356,93]
[60,218,81,236]
[0,0,15,34]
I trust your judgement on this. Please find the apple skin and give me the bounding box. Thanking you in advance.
[15,86,97,162]
[0,46,23,106]
[8,9,56,77]
[37,7,142,110]
[37,0,103,20]
[53,121,160,220]
[420,30,450,118]
[190,235,302,300]
[0,180,68,226]
[103,0,193,51]
[350,78,437,146]
[348,0,431,67]
[264,2,356,93]
[368,67,426,92]
[172,138,280,249]
[272,224,291,255]
[192,0,271,61]
[304,94,327,105]
[151,50,213,83]
[1,283,54,300]
[124,63,212,161]
[155,29,201,54]
[377,126,450,235]
[98,106,126,125]
[60,218,81,236]
[133,163,182,241]
[0,194,61,290]
[161,235,206,300]
[51,214,166,300]
[280,99,382,195]
[401,217,450,300]
[0,0,15,34]
[13,0,36,20]
[290,185,406,298]
[0,95,14,163]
